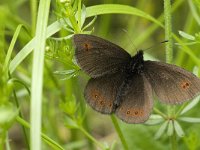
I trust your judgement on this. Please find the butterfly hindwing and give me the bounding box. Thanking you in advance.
[73,34,131,78]
[115,74,153,123]
[84,72,125,114]
[144,61,200,104]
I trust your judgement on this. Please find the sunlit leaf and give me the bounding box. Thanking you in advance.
[64,116,78,129]
[167,120,173,136]
[179,117,200,123]
[179,31,195,40]
[145,114,164,125]
[180,95,200,115]
[174,121,185,137]
[154,121,168,139]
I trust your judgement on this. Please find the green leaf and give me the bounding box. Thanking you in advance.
[54,69,79,80]
[60,94,77,116]
[64,116,78,129]
[81,5,86,28]
[180,95,200,115]
[167,120,173,136]
[30,0,51,149]
[154,121,168,139]
[178,31,195,40]
[145,114,164,125]
[3,24,23,73]
[179,117,200,123]
[82,15,97,31]
[193,66,199,75]
[9,21,62,73]
[54,69,76,75]
[174,121,185,137]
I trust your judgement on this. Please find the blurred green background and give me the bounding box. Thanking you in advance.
[1,0,200,150]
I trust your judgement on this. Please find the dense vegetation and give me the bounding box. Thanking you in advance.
[0,0,200,149]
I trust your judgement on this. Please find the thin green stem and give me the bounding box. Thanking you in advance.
[66,5,80,33]
[164,1,177,150]
[5,132,11,150]
[170,129,177,150]
[111,115,129,150]
[153,107,168,119]
[164,0,174,116]
[77,0,82,28]
[164,0,173,64]
[79,126,106,150]
[12,89,30,149]
[30,0,37,35]
[173,34,200,67]
[175,102,188,117]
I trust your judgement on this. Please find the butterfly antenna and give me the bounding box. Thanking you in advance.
[143,40,168,52]
[122,29,137,52]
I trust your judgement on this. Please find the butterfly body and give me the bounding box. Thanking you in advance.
[114,51,145,109]
[73,34,200,123]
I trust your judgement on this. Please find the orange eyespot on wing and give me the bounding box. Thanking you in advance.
[144,61,200,104]
[92,90,104,103]
[82,42,93,51]
[180,81,190,89]
[73,34,131,78]
[124,108,144,116]
[84,73,124,114]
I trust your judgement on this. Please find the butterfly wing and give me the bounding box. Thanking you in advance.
[144,61,200,104]
[73,34,131,78]
[84,72,125,114]
[115,74,153,123]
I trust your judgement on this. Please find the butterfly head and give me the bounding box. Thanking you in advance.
[132,50,144,63]
[126,50,144,74]
[136,50,144,57]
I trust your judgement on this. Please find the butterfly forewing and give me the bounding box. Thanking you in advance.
[115,74,153,123]
[144,61,200,104]
[73,34,131,78]
[84,72,125,114]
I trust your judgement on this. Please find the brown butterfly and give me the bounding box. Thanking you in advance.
[73,34,200,124]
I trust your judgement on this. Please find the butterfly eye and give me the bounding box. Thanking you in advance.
[181,81,190,89]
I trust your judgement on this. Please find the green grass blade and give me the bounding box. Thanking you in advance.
[3,24,23,72]
[86,4,163,27]
[9,21,62,73]
[30,0,50,149]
